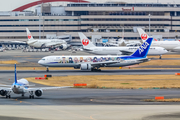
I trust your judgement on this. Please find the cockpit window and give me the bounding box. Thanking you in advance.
[41,59,45,60]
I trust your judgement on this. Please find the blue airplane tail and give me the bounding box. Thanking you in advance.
[131,37,153,58]
[14,64,17,84]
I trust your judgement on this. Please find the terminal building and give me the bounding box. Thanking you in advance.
[0,1,180,42]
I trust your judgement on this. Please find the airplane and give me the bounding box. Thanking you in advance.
[38,33,153,72]
[109,37,142,47]
[0,45,4,52]
[0,64,71,99]
[79,33,167,57]
[137,28,180,52]
[26,28,68,49]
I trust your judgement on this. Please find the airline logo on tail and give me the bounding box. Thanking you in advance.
[141,34,148,40]
[139,41,149,54]
[28,34,32,39]
[82,39,89,46]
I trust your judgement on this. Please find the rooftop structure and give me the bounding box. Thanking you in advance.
[0,2,179,41]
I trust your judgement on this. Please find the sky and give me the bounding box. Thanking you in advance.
[0,0,180,11]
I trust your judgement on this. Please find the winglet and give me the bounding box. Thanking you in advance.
[131,37,153,58]
[26,28,34,41]
[78,32,95,48]
[14,64,17,84]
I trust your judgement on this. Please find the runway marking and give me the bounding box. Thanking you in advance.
[26,58,42,59]
[0,83,7,85]
[90,116,96,120]
[13,56,31,57]
[9,98,93,120]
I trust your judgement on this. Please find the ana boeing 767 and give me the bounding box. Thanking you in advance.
[38,33,153,72]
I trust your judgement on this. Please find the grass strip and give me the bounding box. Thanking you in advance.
[0,60,19,64]
[25,75,180,89]
[143,98,180,102]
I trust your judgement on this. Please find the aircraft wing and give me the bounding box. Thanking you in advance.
[120,50,133,55]
[0,87,12,91]
[80,61,120,67]
[45,42,63,47]
[26,86,72,91]
[0,85,12,87]
[27,40,38,45]
[137,58,150,63]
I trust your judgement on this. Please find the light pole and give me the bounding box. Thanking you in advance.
[149,14,151,35]
[39,13,42,40]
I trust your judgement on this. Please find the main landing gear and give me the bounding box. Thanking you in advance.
[46,67,49,72]
[6,91,11,99]
[159,55,162,59]
[91,67,101,72]
[6,95,11,98]
[29,91,34,99]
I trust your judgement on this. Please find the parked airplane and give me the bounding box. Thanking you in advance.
[38,33,153,72]
[26,28,67,49]
[137,28,180,52]
[0,64,70,99]
[0,45,4,52]
[79,33,167,57]
[109,37,142,47]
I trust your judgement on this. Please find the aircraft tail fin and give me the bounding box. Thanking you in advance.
[131,37,153,58]
[137,28,149,42]
[14,64,17,84]
[26,28,34,41]
[78,32,96,48]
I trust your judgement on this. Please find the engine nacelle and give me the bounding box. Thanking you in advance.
[60,44,67,50]
[80,63,91,71]
[35,89,43,97]
[0,90,7,96]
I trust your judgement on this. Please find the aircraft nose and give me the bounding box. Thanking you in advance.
[38,60,42,64]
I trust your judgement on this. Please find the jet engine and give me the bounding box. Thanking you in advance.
[81,63,91,71]
[0,90,7,96]
[35,89,43,97]
[60,44,67,50]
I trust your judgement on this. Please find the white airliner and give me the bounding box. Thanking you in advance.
[0,64,70,99]
[79,33,167,56]
[109,37,142,47]
[38,33,153,72]
[137,28,180,52]
[26,28,68,49]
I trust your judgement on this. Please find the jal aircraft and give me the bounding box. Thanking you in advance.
[26,28,67,49]
[137,28,180,52]
[0,64,70,99]
[79,33,167,57]
[38,33,153,72]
